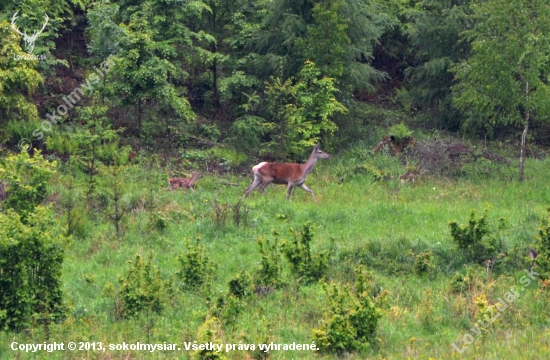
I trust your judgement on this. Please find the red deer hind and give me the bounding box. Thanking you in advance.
[243,144,330,202]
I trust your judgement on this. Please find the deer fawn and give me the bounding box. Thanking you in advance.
[168,171,203,193]
[243,144,330,202]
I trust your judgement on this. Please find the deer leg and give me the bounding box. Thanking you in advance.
[300,184,317,203]
[258,181,270,195]
[286,183,295,200]
[244,176,262,198]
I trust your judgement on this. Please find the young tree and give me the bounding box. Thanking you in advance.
[453,0,550,181]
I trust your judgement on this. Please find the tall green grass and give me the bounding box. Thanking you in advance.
[1,153,550,359]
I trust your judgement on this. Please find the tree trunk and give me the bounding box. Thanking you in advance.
[519,81,529,182]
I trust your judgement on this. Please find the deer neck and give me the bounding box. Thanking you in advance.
[301,155,318,179]
[189,175,199,185]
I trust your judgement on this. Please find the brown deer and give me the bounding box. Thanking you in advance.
[243,144,331,202]
[168,171,203,193]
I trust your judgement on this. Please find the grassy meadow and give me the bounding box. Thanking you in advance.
[2,145,550,360]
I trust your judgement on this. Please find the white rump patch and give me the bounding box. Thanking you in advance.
[252,162,267,172]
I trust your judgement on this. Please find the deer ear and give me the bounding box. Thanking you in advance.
[314,144,320,150]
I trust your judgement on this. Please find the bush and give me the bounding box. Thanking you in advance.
[281,222,329,284]
[414,251,434,277]
[194,317,227,359]
[0,149,56,222]
[448,210,506,264]
[256,234,283,288]
[389,122,413,143]
[176,236,216,291]
[312,267,382,354]
[228,270,253,299]
[0,206,67,331]
[535,209,550,280]
[118,253,167,318]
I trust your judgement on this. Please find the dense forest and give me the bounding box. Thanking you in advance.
[1,0,550,359]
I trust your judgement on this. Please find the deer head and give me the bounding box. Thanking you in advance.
[11,12,49,54]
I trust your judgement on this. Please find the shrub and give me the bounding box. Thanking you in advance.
[535,209,550,280]
[448,210,506,264]
[118,253,167,319]
[281,222,329,284]
[0,149,56,222]
[389,122,413,143]
[228,270,253,299]
[0,206,67,331]
[256,234,283,288]
[414,251,434,277]
[352,164,386,181]
[211,294,245,326]
[195,317,227,359]
[176,236,216,291]
[450,266,481,294]
[312,267,382,354]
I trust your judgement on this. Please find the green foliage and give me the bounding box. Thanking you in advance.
[389,122,413,143]
[535,209,550,280]
[252,0,389,92]
[312,267,382,354]
[111,1,196,133]
[195,317,227,359]
[296,0,350,79]
[211,294,245,327]
[176,236,216,291]
[414,250,434,277]
[352,164,386,181]
[0,149,56,222]
[211,200,230,226]
[449,210,506,264]
[264,61,347,158]
[86,2,124,59]
[228,270,253,299]
[417,288,434,329]
[99,164,129,237]
[453,0,550,181]
[281,222,329,284]
[449,266,483,294]
[0,20,43,142]
[0,206,67,331]
[230,115,273,153]
[403,0,474,129]
[256,234,283,288]
[118,253,167,319]
[453,0,550,131]
[208,147,247,168]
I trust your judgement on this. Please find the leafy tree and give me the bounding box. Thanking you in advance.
[264,61,347,158]
[453,0,550,181]
[112,1,195,135]
[0,20,43,144]
[86,1,125,102]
